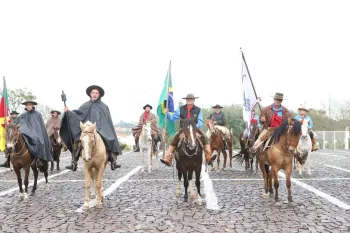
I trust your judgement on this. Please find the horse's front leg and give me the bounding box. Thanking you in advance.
[83,167,91,210]
[57,150,61,171]
[229,146,233,168]
[286,165,293,202]
[96,168,104,209]
[30,160,38,196]
[50,160,54,171]
[271,166,279,202]
[195,168,202,205]
[14,166,24,201]
[140,148,144,172]
[307,151,312,175]
[188,171,195,199]
[23,164,31,202]
[176,170,182,197]
[148,143,152,173]
[43,161,50,193]
[183,171,189,202]
[222,149,227,170]
[216,151,221,170]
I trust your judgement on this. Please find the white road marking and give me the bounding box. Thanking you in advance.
[324,164,350,173]
[76,166,142,213]
[278,171,350,210]
[201,164,219,210]
[0,169,70,197]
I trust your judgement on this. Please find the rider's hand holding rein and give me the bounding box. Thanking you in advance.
[164,108,168,114]
[64,107,69,112]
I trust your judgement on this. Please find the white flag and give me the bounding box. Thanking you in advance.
[241,56,258,129]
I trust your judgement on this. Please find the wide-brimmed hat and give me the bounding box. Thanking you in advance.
[212,104,223,109]
[270,92,285,100]
[21,100,38,105]
[182,93,199,99]
[51,110,61,115]
[10,110,20,115]
[298,104,309,112]
[86,85,105,98]
[143,104,152,110]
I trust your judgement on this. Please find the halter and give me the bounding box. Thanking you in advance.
[81,131,100,157]
[7,128,29,158]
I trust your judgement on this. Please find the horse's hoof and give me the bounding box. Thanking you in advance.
[274,201,281,206]
[18,193,24,201]
[96,203,103,209]
[24,193,29,202]
[288,197,293,203]
[83,204,89,210]
[30,192,35,196]
[263,193,270,199]
[184,197,188,202]
[190,193,196,199]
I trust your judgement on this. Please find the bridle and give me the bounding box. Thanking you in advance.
[6,127,29,157]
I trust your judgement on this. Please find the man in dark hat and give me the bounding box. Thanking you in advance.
[249,92,291,153]
[207,104,231,148]
[132,104,162,152]
[0,110,21,167]
[46,110,61,137]
[60,85,122,171]
[160,94,217,166]
[1,100,52,168]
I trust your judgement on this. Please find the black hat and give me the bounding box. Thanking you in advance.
[10,110,20,115]
[21,100,38,105]
[143,104,152,110]
[212,104,223,109]
[51,110,61,115]
[182,93,199,99]
[86,85,105,98]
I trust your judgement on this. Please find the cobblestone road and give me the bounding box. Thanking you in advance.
[0,149,350,232]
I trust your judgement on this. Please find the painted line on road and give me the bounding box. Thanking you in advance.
[324,164,350,173]
[278,171,350,210]
[76,165,142,213]
[127,177,350,181]
[0,169,70,197]
[201,164,219,210]
[316,152,348,158]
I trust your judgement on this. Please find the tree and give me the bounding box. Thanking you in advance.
[36,104,53,123]
[8,88,36,112]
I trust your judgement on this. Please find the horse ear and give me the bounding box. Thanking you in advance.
[287,117,293,125]
[80,121,84,129]
[15,125,20,129]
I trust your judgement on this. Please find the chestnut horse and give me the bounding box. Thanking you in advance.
[5,124,49,202]
[258,118,306,203]
[80,121,108,210]
[50,127,63,171]
[234,122,260,172]
[175,118,204,205]
[205,119,233,170]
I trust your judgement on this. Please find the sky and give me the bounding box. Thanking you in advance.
[1,1,349,124]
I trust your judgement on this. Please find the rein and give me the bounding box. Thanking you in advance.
[10,132,29,158]
[181,139,199,157]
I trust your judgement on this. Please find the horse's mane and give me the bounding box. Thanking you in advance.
[272,119,301,143]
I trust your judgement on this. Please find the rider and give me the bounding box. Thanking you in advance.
[249,92,291,153]
[242,109,261,140]
[132,104,162,153]
[160,93,217,166]
[0,110,21,168]
[45,110,61,138]
[207,104,231,147]
[60,85,122,171]
[294,104,318,151]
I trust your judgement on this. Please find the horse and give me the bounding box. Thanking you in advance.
[295,119,312,175]
[258,117,307,203]
[139,120,158,172]
[5,124,49,202]
[80,121,108,210]
[50,127,63,171]
[175,118,204,205]
[234,122,260,172]
[205,119,233,170]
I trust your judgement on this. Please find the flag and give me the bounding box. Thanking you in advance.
[157,71,175,136]
[241,52,258,130]
[0,76,10,151]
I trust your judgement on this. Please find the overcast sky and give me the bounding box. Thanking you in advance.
[1,1,349,124]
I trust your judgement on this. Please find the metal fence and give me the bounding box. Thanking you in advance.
[314,131,350,149]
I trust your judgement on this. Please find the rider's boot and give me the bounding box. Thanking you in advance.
[109,151,121,170]
[311,138,318,152]
[65,145,82,171]
[204,144,217,165]
[160,145,175,166]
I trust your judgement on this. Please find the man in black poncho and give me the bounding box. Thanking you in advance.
[60,85,122,171]
[2,100,52,168]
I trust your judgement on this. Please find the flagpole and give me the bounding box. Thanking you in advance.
[3,77,6,126]
[162,60,171,159]
[240,48,266,128]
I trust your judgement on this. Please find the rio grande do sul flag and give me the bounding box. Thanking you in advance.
[0,76,10,151]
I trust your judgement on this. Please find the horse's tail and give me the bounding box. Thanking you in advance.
[233,149,245,165]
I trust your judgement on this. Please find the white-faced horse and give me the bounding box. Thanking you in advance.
[295,119,312,175]
[139,121,158,172]
[80,121,107,210]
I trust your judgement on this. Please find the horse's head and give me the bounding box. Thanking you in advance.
[300,119,309,140]
[273,117,302,153]
[183,118,197,150]
[142,121,152,141]
[205,119,215,134]
[247,122,259,148]
[5,124,20,153]
[52,126,62,144]
[80,121,97,162]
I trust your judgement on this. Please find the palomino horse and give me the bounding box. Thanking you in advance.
[258,118,306,203]
[205,119,233,170]
[175,118,204,205]
[139,121,158,172]
[5,124,49,202]
[50,127,63,171]
[234,122,260,172]
[295,119,312,175]
[80,121,107,210]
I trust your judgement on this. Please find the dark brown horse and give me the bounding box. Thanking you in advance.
[50,127,63,171]
[205,119,233,170]
[175,118,204,205]
[6,124,49,202]
[234,122,260,172]
[258,118,306,203]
